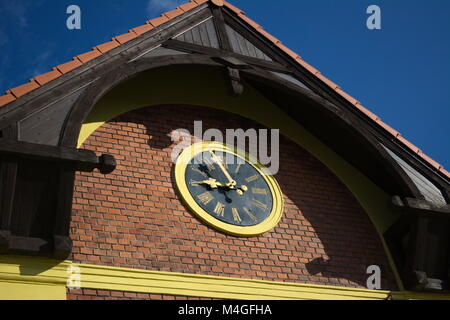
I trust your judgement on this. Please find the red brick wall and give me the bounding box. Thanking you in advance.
[69,104,397,299]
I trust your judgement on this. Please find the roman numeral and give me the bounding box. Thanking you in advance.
[246,175,259,183]
[214,202,226,217]
[252,188,267,195]
[235,164,242,174]
[232,208,242,223]
[190,179,201,186]
[243,207,257,222]
[197,192,214,205]
[252,199,268,210]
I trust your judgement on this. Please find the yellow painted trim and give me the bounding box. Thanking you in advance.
[76,66,404,289]
[75,262,390,300]
[0,255,70,300]
[174,141,284,237]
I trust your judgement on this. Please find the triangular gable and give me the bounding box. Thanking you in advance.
[0,0,448,180]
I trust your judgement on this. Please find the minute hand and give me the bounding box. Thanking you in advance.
[209,151,237,189]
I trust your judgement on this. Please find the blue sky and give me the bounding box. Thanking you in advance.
[0,0,449,168]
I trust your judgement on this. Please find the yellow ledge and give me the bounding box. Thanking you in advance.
[75,263,389,300]
[1,255,449,300]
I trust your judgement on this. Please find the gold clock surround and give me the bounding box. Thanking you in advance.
[174,141,284,237]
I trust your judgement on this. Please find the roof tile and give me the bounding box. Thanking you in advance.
[131,24,155,36]
[76,49,102,64]
[335,88,360,105]
[193,0,209,5]
[0,93,16,107]
[55,59,83,74]
[316,73,340,90]
[8,80,40,98]
[94,40,121,54]
[257,28,280,44]
[397,136,421,154]
[163,8,183,19]
[178,1,198,12]
[113,31,138,45]
[147,16,169,27]
[354,103,379,121]
[419,152,442,170]
[239,14,261,30]
[223,1,244,14]
[277,43,301,60]
[440,168,450,178]
[33,69,63,86]
[296,58,320,75]
[211,0,224,6]
[376,120,400,137]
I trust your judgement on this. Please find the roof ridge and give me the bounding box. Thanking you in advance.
[0,0,448,179]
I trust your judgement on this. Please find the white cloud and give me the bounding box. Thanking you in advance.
[147,0,186,18]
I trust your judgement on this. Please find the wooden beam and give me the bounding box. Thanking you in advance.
[0,139,116,173]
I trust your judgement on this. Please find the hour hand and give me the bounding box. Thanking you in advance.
[191,178,225,189]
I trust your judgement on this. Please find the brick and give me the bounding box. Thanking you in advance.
[70,104,398,297]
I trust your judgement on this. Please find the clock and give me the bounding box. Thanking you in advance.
[174,141,284,237]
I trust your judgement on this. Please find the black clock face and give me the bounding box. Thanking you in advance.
[185,150,273,227]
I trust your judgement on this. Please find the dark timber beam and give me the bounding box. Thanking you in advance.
[0,139,116,174]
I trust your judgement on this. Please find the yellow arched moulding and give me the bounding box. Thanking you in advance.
[174,141,284,237]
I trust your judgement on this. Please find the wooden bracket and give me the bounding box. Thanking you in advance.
[226,67,244,97]
[0,139,116,174]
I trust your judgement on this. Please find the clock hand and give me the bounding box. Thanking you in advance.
[192,178,227,189]
[208,151,237,189]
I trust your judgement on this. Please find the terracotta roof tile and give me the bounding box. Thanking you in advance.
[295,58,320,75]
[163,8,183,19]
[376,120,400,137]
[354,103,379,121]
[131,24,155,36]
[113,31,138,45]
[211,0,224,6]
[335,88,360,105]
[8,80,40,98]
[178,1,199,12]
[94,40,121,54]
[419,152,442,170]
[32,69,63,86]
[75,49,102,64]
[147,16,169,27]
[397,136,421,154]
[55,59,83,74]
[0,93,16,107]
[238,14,261,30]
[316,73,340,90]
[277,43,301,60]
[194,0,210,5]
[223,1,244,14]
[257,28,281,45]
[440,168,450,177]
